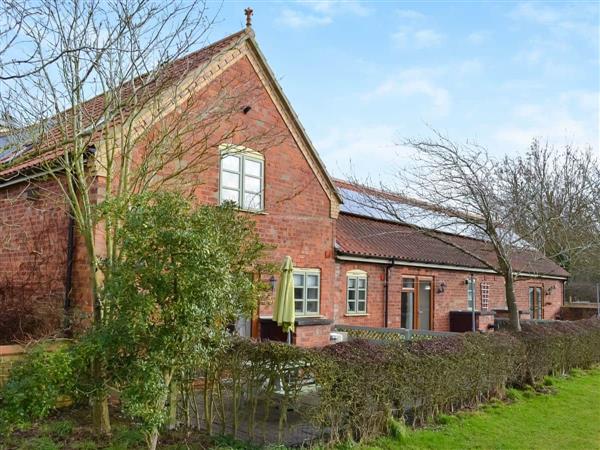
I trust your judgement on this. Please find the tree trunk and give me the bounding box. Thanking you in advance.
[167,380,178,431]
[504,272,522,332]
[146,372,173,450]
[91,357,111,435]
[148,429,160,450]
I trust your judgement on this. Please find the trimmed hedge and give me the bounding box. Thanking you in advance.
[2,319,600,445]
[201,318,600,444]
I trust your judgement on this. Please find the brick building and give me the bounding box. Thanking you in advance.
[0,27,568,346]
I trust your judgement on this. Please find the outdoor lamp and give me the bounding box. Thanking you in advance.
[269,275,277,293]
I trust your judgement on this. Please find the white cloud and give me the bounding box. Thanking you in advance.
[509,2,599,43]
[299,0,370,16]
[314,124,407,178]
[515,47,544,65]
[395,9,425,20]
[277,9,332,29]
[457,59,483,76]
[392,27,444,48]
[278,1,369,29]
[510,2,560,25]
[363,69,450,116]
[493,94,599,153]
[467,31,490,45]
[559,90,600,112]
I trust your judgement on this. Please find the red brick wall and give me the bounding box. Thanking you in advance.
[335,260,564,331]
[294,324,333,347]
[0,178,70,340]
[122,55,338,346]
[0,54,338,346]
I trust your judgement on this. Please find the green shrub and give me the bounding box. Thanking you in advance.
[0,342,80,426]
[387,416,408,441]
[45,419,74,438]
[18,436,59,450]
[203,318,600,445]
[111,426,146,448]
[517,318,600,383]
[71,441,98,450]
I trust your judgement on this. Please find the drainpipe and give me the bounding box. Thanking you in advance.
[63,212,75,336]
[384,258,395,328]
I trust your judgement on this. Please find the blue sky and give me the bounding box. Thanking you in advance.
[209,1,599,179]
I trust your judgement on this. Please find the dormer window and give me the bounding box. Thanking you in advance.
[220,144,264,211]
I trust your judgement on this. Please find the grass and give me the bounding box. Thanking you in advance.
[362,367,600,450]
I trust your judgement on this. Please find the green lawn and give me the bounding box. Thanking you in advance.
[362,368,600,450]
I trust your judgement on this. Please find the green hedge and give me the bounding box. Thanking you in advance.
[202,318,600,444]
[2,319,600,445]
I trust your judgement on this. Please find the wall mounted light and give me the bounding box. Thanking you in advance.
[269,275,277,293]
[25,186,40,201]
[437,281,447,294]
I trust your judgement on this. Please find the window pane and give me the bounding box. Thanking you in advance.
[244,192,261,210]
[221,171,239,189]
[467,280,475,310]
[294,287,304,300]
[295,301,304,313]
[307,287,318,300]
[244,175,261,193]
[348,278,356,289]
[358,278,366,289]
[401,291,414,329]
[348,301,355,312]
[306,300,318,313]
[293,273,304,287]
[403,278,415,289]
[529,288,534,313]
[348,289,356,300]
[245,158,262,177]
[221,189,239,204]
[357,301,366,312]
[358,290,366,300]
[307,274,319,287]
[222,155,240,172]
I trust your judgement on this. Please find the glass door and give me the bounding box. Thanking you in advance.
[529,287,543,319]
[418,280,432,330]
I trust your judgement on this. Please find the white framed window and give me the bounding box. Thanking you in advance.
[467,278,476,311]
[481,282,490,311]
[346,270,367,314]
[220,144,264,211]
[401,277,415,329]
[293,269,320,316]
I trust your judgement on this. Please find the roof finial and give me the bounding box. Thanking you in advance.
[244,7,253,28]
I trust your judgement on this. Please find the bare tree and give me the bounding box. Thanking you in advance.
[502,140,600,276]
[0,0,284,433]
[349,131,545,331]
[502,141,600,302]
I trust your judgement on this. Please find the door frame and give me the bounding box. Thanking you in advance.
[401,275,435,330]
[529,285,544,319]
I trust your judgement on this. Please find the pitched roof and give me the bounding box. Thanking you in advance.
[0,28,342,207]
[334,179,569,279]
[0,30,248,180]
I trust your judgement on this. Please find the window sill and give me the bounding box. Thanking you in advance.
[236,208,268,215]
[344,313,369,317]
